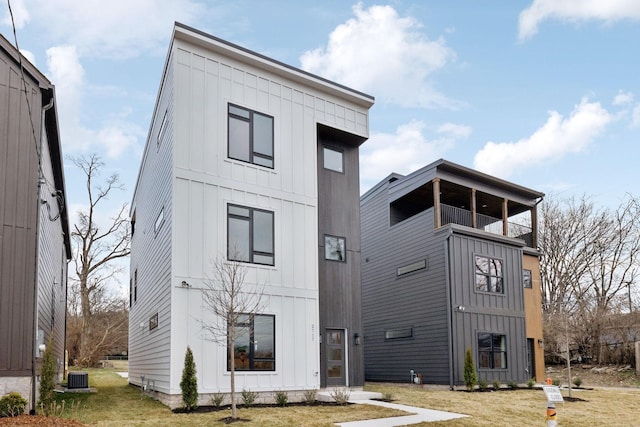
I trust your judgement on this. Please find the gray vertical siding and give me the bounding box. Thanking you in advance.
[317,129,365,387]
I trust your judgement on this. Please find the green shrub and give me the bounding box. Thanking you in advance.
[0,392,28,417]
[210,392,225,408]
[241,389,258,407]
[527,377,535,388]
[573,377,583,388]
[38,336,57,415]
[274,390,288,406]
[303,389,317,404]
[492,379,501,390]
[382,391,394,401]
[478,379,488,391]
[507,380,518,389]
[552,378,561,386]
[330,388,351,405]
[180,346,198,411]
[463,348,478,391]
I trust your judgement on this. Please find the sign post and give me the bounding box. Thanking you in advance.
[543,386,564,427]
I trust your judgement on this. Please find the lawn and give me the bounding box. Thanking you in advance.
[50,369,640,427]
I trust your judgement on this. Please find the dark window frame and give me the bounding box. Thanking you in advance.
[149,313,159,331]
[322,145,344,173]
[228,103,274,169]
[227,204,275,266]
[227,313,275,372]
[477,332,507,369]
[384,327,414,340]
[324,234,346,262]
[474,255,504,294]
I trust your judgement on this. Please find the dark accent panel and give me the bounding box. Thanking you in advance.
[317,125,364,387]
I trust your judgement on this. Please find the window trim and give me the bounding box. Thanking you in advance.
[477,332,507,370]
[322,146,344,173]
[474,254,504,294]
[227,204,275,266]
[227,103,274,169]
[227,313,275,372]
[324,234,347,262]
[397,259,427,276]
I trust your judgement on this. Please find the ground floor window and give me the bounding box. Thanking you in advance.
[228,314,275,371]
[478,333,507,369]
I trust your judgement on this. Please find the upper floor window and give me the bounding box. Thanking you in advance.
[228,204,274,266]
[157,109,168,150]
[478,333,507,369]
[324,235,346,262]
[229,314,275,371]
[475,255,503,293]
[154,207,165,234]
[323,146,343,172]
[523,269,532,288]
[228,104,274,168]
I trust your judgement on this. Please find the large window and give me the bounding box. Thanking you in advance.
[478,333,507,369]
[324,235,346,262]
[227,204,274,265]
[229,314,275,371]
[475,255,503,293]
[228,104,274,168]
[323,146,343,172]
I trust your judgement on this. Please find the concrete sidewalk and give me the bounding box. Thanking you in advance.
[335,398,467,427]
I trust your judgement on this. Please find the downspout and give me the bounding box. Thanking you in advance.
[30,95,55,413]
[443,227,455,390]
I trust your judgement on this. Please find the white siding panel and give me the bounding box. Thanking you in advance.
[173,178,189,276]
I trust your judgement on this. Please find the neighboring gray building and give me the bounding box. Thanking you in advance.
[361,159,544,387]
[0,34,71,410]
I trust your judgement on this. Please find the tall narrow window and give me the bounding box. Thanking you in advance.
[475,255,503,293]
[523,269,532,288]
[157,109,168,150]
[323,146,343,172]
[478,333,507,369]
[133,269,138,303]
[154,207,165,234]
[228,104,274,168]
[228,204,274,265]
[228,314,275,371]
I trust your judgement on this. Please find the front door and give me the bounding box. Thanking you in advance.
[325,329,346,386]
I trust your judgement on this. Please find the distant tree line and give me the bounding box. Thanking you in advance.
[539,194,640,365]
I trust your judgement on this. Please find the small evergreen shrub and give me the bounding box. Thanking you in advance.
[478,379,488,391]
[507,380,518,389]
[330,388,351,405]
[210,392,225,408]
[0,392,28,417]
[38,336,57,415]
[274,390,288,406]
[241,389,258,407]
[303,389,317,404]
[463,348,478,391]
[552,378,561,386]
[382,391,394,401]
[492,379,501,390]
[573,377,583,388]
[180,346,198,411]
[527,377,535,388]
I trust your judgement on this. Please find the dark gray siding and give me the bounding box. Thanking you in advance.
[0,45,41,377]
[317,127,364,387]
[361,183,451,384]
[448,232,527,384]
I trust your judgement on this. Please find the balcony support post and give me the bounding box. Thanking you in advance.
[471,189,477,229]
[502,198,508,237]
[531,204,538,248]
[433,178,441,228]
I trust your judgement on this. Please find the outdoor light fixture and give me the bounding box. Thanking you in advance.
[354,333,361,345]
[181,280,190,288]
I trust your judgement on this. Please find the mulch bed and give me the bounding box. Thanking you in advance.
[172,401,348,414]
[0,414,86,426]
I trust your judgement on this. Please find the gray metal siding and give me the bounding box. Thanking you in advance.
[0,48,40,376]
[317,132,364,387]
[361,183,451,384]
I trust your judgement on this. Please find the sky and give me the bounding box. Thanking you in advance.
[2,0,640,292]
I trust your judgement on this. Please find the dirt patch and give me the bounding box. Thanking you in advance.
[545,364,640,388]
[0,414,86,426]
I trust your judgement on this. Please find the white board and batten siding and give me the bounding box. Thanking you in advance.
[131,22,372,399]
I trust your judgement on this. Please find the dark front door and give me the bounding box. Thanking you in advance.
[325,329,346,386]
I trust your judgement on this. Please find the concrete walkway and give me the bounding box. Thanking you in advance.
[335,398,467,427]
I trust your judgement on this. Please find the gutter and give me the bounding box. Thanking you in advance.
[443,227,455,390]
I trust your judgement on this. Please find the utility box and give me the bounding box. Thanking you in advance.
[67,371,89,389]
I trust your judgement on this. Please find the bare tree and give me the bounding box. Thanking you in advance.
[69,154,131,367]
[200,253,266,420]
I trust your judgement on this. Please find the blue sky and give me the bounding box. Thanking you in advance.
[2,1,640,290]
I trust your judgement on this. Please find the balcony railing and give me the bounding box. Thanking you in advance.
[441,204,533,247]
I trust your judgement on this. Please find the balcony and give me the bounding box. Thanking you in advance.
[441,204,534,247]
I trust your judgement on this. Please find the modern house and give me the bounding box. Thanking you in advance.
[0,34,71,411]
[360,159,545,387]
[129,23,374,407]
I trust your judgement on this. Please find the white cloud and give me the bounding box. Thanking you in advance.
[1,0,29,28]
[631,105,640,128]
[473,98,612,179]
[11,0,206,58]
[519,0,640,40]
[300,2,458,109]
[46,45,143,158]
[613,90,634,106]
[360,120,469,192]
[19,48,35,66]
